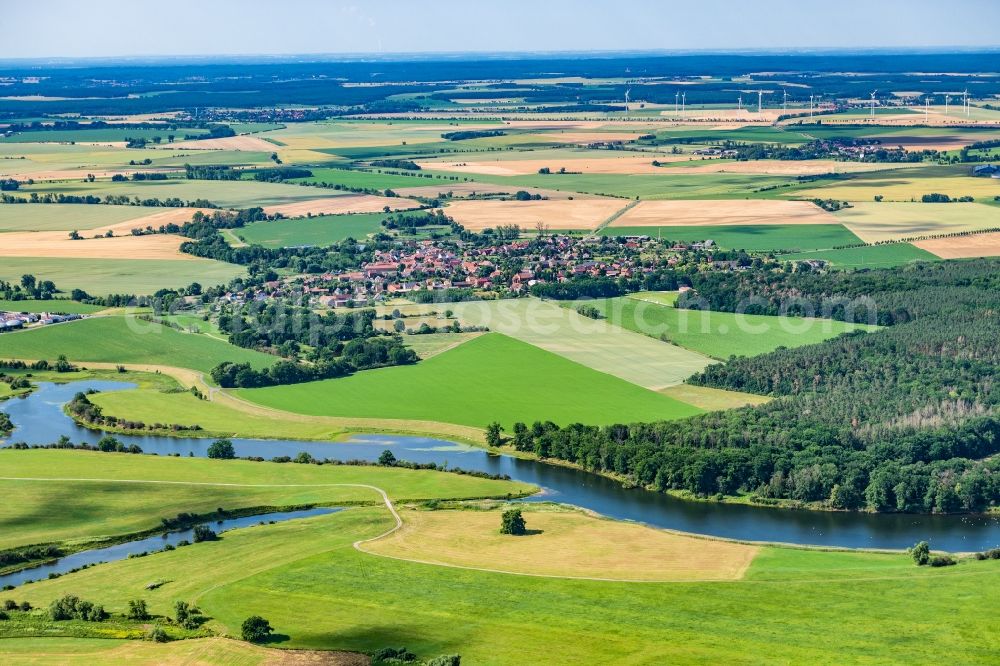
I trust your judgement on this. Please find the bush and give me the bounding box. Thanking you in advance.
[909,540,930,566]
[929,555,957,567]
[372,646,417,663]
[127,599,150,621]
[241,615,273,642]
[192,525,218,543]
[146,626,169,642]
[0,611,8,621]
[500,508,526,535]
[2,600,16,611]
[48,595,107,622]
[426,655,461,666]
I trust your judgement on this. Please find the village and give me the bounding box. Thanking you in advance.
[219,232,749,309]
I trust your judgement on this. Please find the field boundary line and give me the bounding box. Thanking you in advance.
[590,199,639,236]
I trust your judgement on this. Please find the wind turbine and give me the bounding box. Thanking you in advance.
[944,94,950,115]
[809,94,814,119]
[681,91,686,113]
[738,94,742,112]
[963,89,970,117]
[757,90,764,113]
[675,91,679,114]
[782,89,788,113]
[924,96,930,121]
[870,90,877,119]
[624,85,631,113]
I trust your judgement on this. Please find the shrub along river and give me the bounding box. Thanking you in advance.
[3,381,999,552]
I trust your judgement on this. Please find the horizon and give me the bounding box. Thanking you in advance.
[3,0,999,60]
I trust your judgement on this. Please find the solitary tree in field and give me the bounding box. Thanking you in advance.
[500,508,526,535]
[207,439,236,459]
[486,422,503,448]
[241,615,273,643]
[378,449,397,466]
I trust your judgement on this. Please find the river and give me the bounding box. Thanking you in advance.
[2,381,999,551]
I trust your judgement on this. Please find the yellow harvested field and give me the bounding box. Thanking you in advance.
[420,155,691,176]
[659,108,789,122]
[0,232,191,259]
[659,384,771,411]
[913,231,1000,259]
[364,508,759,581]
[835,202,1000,243]
[444,198,629,231]
[262,194,421,217]
[611,199,835,227]
[165,135,278,151]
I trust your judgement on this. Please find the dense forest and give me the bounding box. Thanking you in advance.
[513,259,1000,513]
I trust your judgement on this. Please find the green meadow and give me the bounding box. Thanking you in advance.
[0,316,275,373]
[237,211,419,247]
[602,223,863,251]
[461,172,799,199]
[591,296,878,359]
[0,128,210,144]
[0,257,244,296]
[7,498,997,665]
[780,243,938,268]
[239,332,701,428]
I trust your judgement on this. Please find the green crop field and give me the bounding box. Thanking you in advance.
[601,223,863,251]
[832,201,1000,242]
[237,211,424,247]
[238,332,701,428]
[0,204,165,232]
[0,257,245,296]
[590,296,878,359]
[17,178,335,209]
[458,172,799,200]
[7,497,997,664]
[0,128,210,144]
[0,316,275,373]
[0,449,531,550]
[289,167,457,190]
[780,243,938,268]
[0,299,104,314]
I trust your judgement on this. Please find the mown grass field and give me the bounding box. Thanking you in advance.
[0,299,103,314]
[8,502,998,665]
[449,299,712,389]
[0,316,275,373]
[237,211,424,247]
[794,174,1000,202]
[0,204,163,232]
[0,449,531,550]
[780,243,938,268]
[0,257,244,296]
[589,296,877,359]
[89,384,349,441]
[239,333,702,428]
[0,128,210,144]
[601,223,862,251]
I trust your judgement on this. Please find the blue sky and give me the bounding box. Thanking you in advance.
[3,0,999,59]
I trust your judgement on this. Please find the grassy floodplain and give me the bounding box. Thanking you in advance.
[4,496,996,664]
[0,449,532,551]
[0,316,275,373]
[586,295,878,359]
[238,332,701,428]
